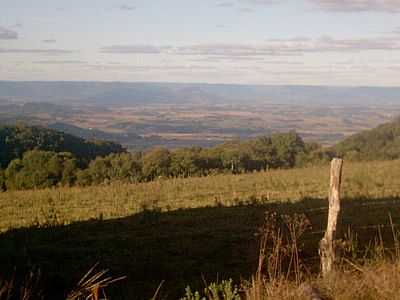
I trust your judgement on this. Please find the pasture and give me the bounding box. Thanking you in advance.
[0,160,400,299]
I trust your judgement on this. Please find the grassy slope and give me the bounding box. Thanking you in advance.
[1,160,399,232]
[0,160,400,299]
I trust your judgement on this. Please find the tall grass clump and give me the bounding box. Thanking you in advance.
[240,212,400,300]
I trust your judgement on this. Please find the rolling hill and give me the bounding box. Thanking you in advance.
[1,81,400,106]
[0,123,125,168]
[333,117,400,160]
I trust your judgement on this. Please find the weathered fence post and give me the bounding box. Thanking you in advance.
[319,158,343,277]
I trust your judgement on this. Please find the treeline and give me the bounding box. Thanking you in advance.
[333,117,400,161]
[0,127,330,191]
[0,123,125,169]
[6,116,400,191]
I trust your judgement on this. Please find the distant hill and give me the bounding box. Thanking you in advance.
[47,122,137,142]
[1,81,400,106]
[333,117,400,160]
[0,124,125,168]
[0,101,81,125]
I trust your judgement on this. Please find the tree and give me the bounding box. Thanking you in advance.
[247,136,276,170]
[142,147,171,180]
[271,131,305,168]
[0,123,125,169]
[5,150,78,190]
[170,147,203,177]
[82,153,143,185]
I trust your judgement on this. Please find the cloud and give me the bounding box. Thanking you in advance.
[239,7,255,13]
[0,26,18,40]
[99,35,400,59]
[183,36,400,56]
[0,48,75,55]
[309,0,400,13]
[239,0,287,5]
[100,45,164,54]
[84,64,216,72]
[240,0,400,12]
[217,2,234,7]
[119,4,136,10]
[175,43,280,56]
[33,60,86,64]
[42,39,57,43]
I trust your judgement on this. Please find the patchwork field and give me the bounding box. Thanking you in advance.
[2,100,400,150]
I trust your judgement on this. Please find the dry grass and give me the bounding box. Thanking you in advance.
[243,259,400,300]
[66,264,126,300]
[239,210,400,300]
[242,208,400,300]
[1,159,400,299]
[1,160,399,233]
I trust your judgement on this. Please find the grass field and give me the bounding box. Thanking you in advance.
[1,160,399,233]
[1,160,400,299]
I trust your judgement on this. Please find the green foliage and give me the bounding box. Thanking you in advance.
[210,131,307,173]
[0,123,125,169]
[170,147,205,177]
[0,128,316,190]
[5,150,78,190]
[142,147,172,180]
[295,142,333,167]
[271,131,305,168]
[76,152,142,185]
[333,117,400,161]
[0,122,326,191]
[181,280,240,300]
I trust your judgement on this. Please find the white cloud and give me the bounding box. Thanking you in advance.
[0,26,18,40]
[0,48,75,55]
[240,0,400,12]
[33,60,86,64]
[217,2,235,7]
[100,45,163,54]
[309,0,400,13]
[99,35,400,59]
[42,39,57,44]
[174,36,400,57]
[119,4,136,10]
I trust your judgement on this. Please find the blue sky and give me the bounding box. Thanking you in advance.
[1,0,400,86]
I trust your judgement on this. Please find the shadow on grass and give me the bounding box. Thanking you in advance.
[0,196,400,299]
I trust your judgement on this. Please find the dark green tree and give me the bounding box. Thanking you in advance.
[170,147,203,177]
[271,131,305,168]
[142,147,171,180]
[0,123,125,169]
[5,150,78,190]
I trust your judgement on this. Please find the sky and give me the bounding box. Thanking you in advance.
[1,0,400,86]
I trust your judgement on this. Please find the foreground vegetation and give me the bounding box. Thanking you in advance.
[1,159,400,299]
[1,159,399,232]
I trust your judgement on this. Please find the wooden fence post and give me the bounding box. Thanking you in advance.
[319,158,343,277]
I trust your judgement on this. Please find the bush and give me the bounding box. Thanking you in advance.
[5,150,78,190]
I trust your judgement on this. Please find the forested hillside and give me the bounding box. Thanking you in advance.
[0,123,321,191]
[0,123,125,169]
[4,117,400,192]
[333,117,400,160]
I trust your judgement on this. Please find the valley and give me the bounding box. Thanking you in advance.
[1,82,399,150]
